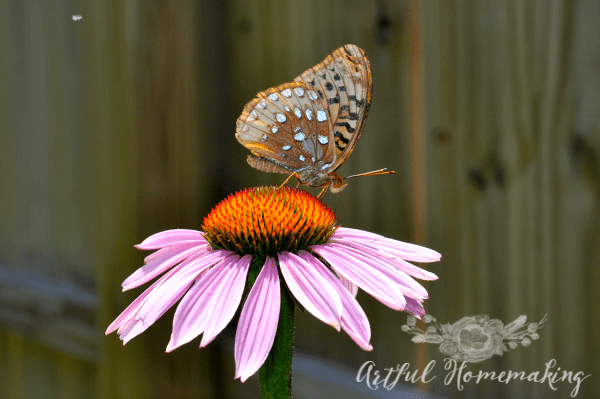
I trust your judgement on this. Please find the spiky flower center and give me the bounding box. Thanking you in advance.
[202,186,337,258]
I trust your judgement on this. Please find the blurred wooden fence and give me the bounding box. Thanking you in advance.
[0,1,598,398]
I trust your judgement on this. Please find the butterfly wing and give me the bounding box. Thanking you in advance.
[236,81,335,177]
[236,44,372,189]
[294,44,372,172]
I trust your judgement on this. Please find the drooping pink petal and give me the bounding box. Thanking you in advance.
[330,237,439,281]
[311,244,406,311]
[119,269,212,343]
[166,255,239,352]
[135,229,206,250]
[122,243,209,291]
[299,251,372,351]
[166,254,251,351]
[404,297,426,318]
[340,275,358,297]
[200,255,252,347]
[134,250,235,329]
[333,227,441,263]
[278,251,342,330]
[121,320,148,344]
[117,319,142,342]
[106,266,172,335]
[235,257,280,382]
[326,243,430,300]
[144,246,173,264]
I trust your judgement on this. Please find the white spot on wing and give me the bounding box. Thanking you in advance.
[271,126,279,134]
[318,135,328,144]
[294,132,306,142]
[299,155,305,162]
[268,93,278,101]
[256,99,267,109]
[281,88,292,97]
[282,145,291,151]
[242,125,248,132]
[293,87,305,97]
[321,162,333,170]
[276,113,287,123]
[317,110,327,122]
[305,109,313,121]
[261,134,268,142]
[294,108,302,118]
[308,91,318,101]
[311,156,315,162]
[284,106,290,112]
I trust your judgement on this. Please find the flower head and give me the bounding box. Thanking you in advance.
[106,187,441,382]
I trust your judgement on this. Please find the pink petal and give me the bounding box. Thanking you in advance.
[135,250,235,328]
[278,251,342,330]
[106,268,171,335]
[340,275,358,297]
[331,238,439,281]
[166,256,237,351]
[311,245,406,311]
[118,319,143,343]
[405,297,426,318]
[135,229,206,250]
[327,243,430,300]
[201,255,252,347]
[166,263,229,351]
[299,251,372,351]
[108,254,201,343]
[121,320,147,344]
[333,227,441,263]
[122,243,209,291]
[235,257,280,382]
[120,269,211,343]
[144,246,173,264]
[166,254,251,351]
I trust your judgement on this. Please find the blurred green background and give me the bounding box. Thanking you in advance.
[1,1,599,398]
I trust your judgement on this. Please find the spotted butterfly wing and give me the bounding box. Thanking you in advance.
[236,44,372,193]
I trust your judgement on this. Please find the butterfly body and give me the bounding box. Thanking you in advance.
[236,44,372,194]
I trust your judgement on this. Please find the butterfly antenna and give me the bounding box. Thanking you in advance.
[344,168,395,180]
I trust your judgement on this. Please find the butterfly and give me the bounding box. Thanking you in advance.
[236,44,392,197]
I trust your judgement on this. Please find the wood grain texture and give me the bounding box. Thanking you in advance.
[0,0,598,398]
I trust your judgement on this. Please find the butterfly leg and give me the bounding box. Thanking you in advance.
[279,173,299,189]
[316,186,328,199]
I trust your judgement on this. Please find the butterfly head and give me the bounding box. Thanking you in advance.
[296,168,347,194]
[329,178,348,194]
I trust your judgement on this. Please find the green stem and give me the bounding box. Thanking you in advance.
[259,282,295,399]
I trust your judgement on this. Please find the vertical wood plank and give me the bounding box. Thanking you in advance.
[86,0,150,397]
[423,0,597,397]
